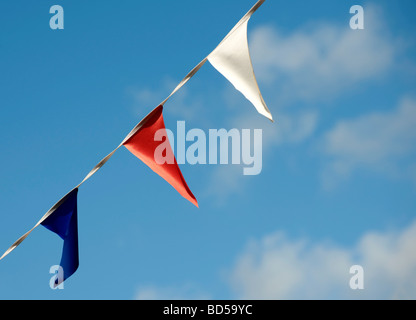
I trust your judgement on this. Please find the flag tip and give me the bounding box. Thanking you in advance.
[265,113,274,123]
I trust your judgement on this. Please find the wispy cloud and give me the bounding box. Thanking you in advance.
[204,108,318,202]
[321,96,416,188]
[229,220,416,299]
[249,4,397,105]
[127,77,206,123]
[133,220,416,300]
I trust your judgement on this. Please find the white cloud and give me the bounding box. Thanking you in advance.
[204,108,318,201]
[127,77,206,122]
[249,4,396,104]
[133,221,416,300]
[229,220,416,299]
[322,97,416,187]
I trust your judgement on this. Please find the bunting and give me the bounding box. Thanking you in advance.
[0,0,272,285]
[41,188,79,286]
[208,12,273,121]
[123,105,198,207]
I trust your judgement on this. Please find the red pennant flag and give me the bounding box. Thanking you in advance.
[123,105,198,207]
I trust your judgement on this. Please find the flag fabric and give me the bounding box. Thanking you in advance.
[123,105,198,207]
[41,188,79,286]
[207,0,273,122]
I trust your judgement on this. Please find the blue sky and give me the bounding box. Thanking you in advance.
[0,0,415,299]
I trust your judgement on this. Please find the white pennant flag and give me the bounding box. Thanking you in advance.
[208,0,273,122]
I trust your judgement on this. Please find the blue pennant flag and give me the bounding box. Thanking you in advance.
[41,188,79,286]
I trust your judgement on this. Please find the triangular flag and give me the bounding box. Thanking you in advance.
[41,188,79,286]
[208,3,273,121]
[123,105,198,207]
